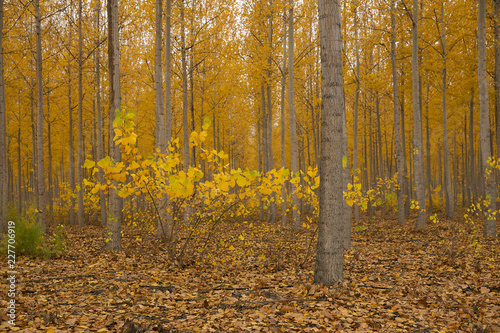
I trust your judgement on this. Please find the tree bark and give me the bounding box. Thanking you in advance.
[77,0,84,228]
[280,0,287,227]
[107,0,123,251]
[412,0,426,229]
[288,0,300,229]
[95,0,106,227]
[478,0,497,237]
[353,2,360,223]
[391,0,404,224]
[35,0,46,231]
[0,0,7,232]
[440,2,454,219]
[314,0,346,284]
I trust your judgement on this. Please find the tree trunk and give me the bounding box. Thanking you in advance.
[314,0,346,284]
[478,0,497,237]
[440,3,454,219]
[0,0,7,231]
[267,17,277,224]
[391,0,404,224]
[77,0,84,228]
[469,89,477,204]
[35,0,46,231]
[353,3,360,223]
[288,0,300,229]
[95,0,106,227]
[107,0,123,251]
[412,0,425,229]
[180,0,190,225]
[425,87,433,215]
[280,1,287,227]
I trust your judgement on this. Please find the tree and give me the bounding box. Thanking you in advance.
[391,0,404,225]
[438,1,454,219]
[95,0,106,227]
[35,0,46,231]
[411,0,425,229]
[77,0,84,227]
[0,0,7,233]
[314,0,347,284]
[288,0,300,229]
[107,0,123,251]
[478,0,497,237]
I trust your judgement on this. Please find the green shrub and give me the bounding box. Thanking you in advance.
[2,206,67,258]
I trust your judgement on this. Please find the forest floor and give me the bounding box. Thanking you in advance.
[1,210,500,332]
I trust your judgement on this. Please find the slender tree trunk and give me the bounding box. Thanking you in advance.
[426,88,433,214]
[495,0,500,184]
[280,1,287,227]
[47,97,53,221]
[180,0,190,225]
[95,0,106,227]
[161,0,173,238]
[391,0,404,224]
[107,0,123,251]
[353,3,360,222]
[35,0,46,231]
[267,17,277,224]
[0,0,7,231]
[478,0,497,237]
[165,0,172,144]
[77,0,84,228]
[412,0,425,229]
[470,89,477,204]
[440,3,453,219]
[314,0,346,284]
[258,119,263,220]
[288,0,300,229]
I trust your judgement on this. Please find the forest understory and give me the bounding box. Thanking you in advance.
[1,211,499,333]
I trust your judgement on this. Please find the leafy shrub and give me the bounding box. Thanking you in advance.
[1,206,67,258]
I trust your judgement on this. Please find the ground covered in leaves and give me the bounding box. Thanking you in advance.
[1,212,500,332]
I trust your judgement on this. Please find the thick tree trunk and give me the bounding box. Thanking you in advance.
[478,0,497,237]
[412,0,426,229]
[314,0,346,284]
[35,0,46,231]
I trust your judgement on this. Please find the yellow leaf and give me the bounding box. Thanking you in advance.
[238,234,245,241]
[362,276,368,282]
[229,245,235,251]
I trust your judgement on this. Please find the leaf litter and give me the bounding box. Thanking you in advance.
[0,213,499,332]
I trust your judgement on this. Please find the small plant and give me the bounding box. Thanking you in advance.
[1,206,67,258]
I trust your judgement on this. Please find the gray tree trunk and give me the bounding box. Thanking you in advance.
[107,0,123,251]
[391,0,405,225]
[35,0,46,231]
[0,0,7,232]
[95,0,106,227]
[440,3,454,219]
[478,0,498,237]
[288,0,300,229]
[353,3,360,223]
[411,0,426,229]
[267,18,277,224]
[314,0,346,284]
[180,0,191,225]
[77,0,84,228]
[280,1,287,227]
